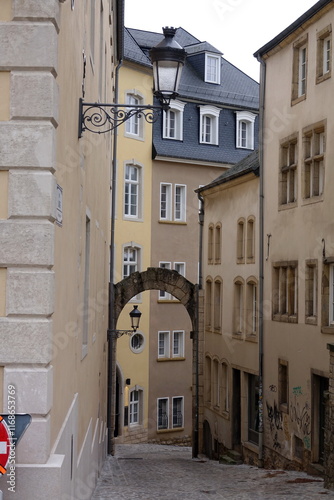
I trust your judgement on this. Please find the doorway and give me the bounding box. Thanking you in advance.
[232,369,241,450]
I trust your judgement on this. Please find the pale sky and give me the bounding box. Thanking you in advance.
[125,0,317,81]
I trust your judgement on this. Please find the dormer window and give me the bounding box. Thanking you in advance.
[236,111,256,150]
[205,53,221,84]
[162,100,185,140]
[200,105,220,145]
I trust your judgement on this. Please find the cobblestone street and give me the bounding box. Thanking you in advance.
[91,444,334,499]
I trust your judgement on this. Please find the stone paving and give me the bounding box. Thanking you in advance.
[91,443,334,499]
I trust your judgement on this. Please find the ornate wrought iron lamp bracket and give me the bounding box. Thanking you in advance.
[78,98,167,137]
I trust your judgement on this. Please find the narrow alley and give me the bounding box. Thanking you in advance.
[91,444,333,499]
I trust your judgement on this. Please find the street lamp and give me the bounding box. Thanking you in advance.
[78,27,186,137]
[108,305,142,339]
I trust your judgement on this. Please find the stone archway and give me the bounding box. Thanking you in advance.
[113,267,197,330]
[111,267,203,457]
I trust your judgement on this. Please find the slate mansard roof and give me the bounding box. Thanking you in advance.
[125,27,259,109]
[124,27,260,165]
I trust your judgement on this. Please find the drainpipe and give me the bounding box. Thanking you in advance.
[193,193,204,458]
[107,57,123,456]
[256,54,266,468]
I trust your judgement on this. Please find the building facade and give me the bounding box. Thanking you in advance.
[0,1,122,498]
[115,26,259,446]
[197,151,260,462]
[255,0,333,473]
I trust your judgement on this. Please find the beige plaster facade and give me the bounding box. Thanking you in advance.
[199,159,260,461]
[0,1,121,498]
[257,0,334,472]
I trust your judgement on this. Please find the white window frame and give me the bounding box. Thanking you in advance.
[158,331,170,358]
[122,244,140,279]
[125,91,144,139]
[174,185,186,222]
[174,262,185,276]
[330,264,334,325]
[298,46,307,97]
[162,100,185,140]
[124,163,142,219]
[323,35,331,74]
[157,398,169,430]
[205,53,221,84]
[236,111,256,150]
[159,262,172,300]
[199,106,220,145]
[172,330,184,358]
[129,389,139,425]
[172,396,184,428]
[160,183,172,220]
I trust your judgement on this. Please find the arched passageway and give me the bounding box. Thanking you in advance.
[110,267,203,457]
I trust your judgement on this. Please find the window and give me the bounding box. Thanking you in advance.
[158,331,170,358]
[199,106,220,145]
[159,262,185,300]
[292,36,308,103]
[321,261,334,332]
[330,264,334,326]
[205,279,212,328]
[174,185,186,221]
[317,25,332,83]
[160,184,172,220]
[273,261,298,322]
[213,279,222,331]
[208,224,214,263]
[233,279,244,335]
[215,224,221,264]
[303,123,325,200]
[248,374,259,445]
[160,183,186,222]
[129,390,139,425]
[213,359,219,407]
[163,100,185,140]
[130,333,145,353]
[236,111,256,150]
[279,136,297,206]
[246,217,255,262]
[174,262,185,277]
[278,359,289,412]
[124,163,141,219]
[173,331,184,358]
[305,260,317,324]
[221,362,229,412]
[125,92,143,138]
[237,219,245,262]
[205,356,212,404]
[158,398,169,429]
[158,262,171,300]
[123,247,137,278]
[90,0,96,63]
[246,279,257,336]
[205,53,221,84]
[172,397,183,428]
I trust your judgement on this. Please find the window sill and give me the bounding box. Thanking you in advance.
[302,195,324,206]
[291,94,306,106]
[280,403,289,414]
[158,220,187,225]
[246,334,258,342]
[278,201,298,211]
[232,332,244,340]
[157,357,186,362]
[305,316,317,326]
[243,441,259,455]
[157,427,184,434]
[316,72,331,85]
[237,258,245,264]
[124,132,144,141]
[273,313,297,324]
[321,326,334,334]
